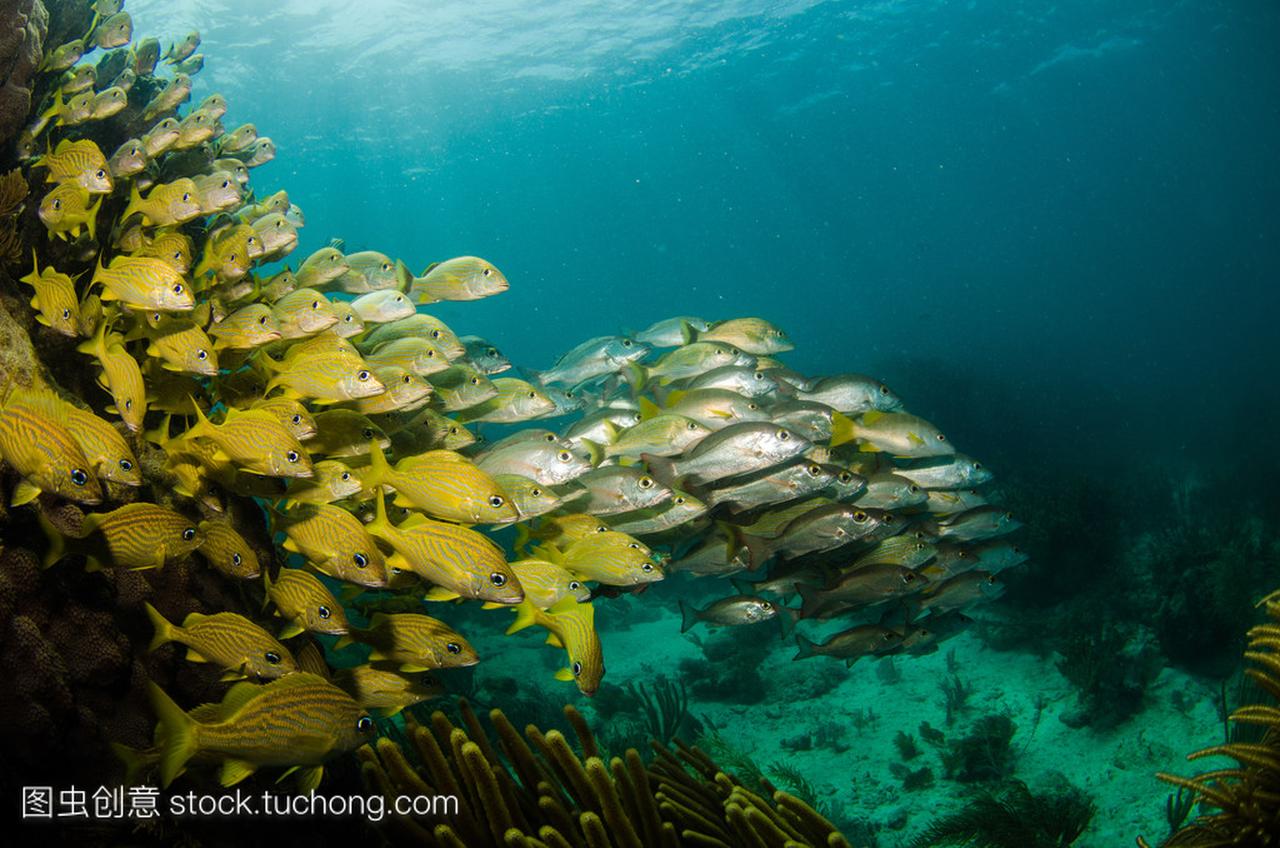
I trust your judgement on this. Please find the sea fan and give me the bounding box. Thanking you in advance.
[909,779,1095,848]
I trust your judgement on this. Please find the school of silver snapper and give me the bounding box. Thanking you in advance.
[0,1,1025,791]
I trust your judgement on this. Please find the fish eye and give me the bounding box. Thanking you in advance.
[258,315,268,324]
[340,472,351,481]
[638,477,654,489]
[628,542,640,550]
[883,514,896,524]
[1014,546,1024,554]
[839,472,852,482]
[903,572,916,583]
[674,496,685,505]
[291,414,302,425]
[807,464,821,475]
[687,422,698,430]
[754,371,765,380]
[469,377,479,385]
[641,562,654,571]
[879,385,890,395]
[487,348,498,357]
[182,527,197,541]
[356,715,374,732]
[431,330,441,339]
[52,198,62,210]
[909,485,920,493]
[357,370,371,381]
[230,551,243,566]
[402,375,411,384]
[488,495,505,508]
[173,283,184,294]
[528,391,536,399]
[1004,511,1014,520]
[317,605,331,619]
[569,581,581,591]
[95,169,105,179]
[181,192,190,202]
[62,308,71,319]
[360,428,376,440]
[777,429,790,440]
[119,458,133,471]
[353,552,368,568]
[265,651,281,664]
[446,642,461,654]
[449,427,458,435]
[221,179,229,188]
[482,268,492,277]
[381,263,391,272]
[344,314,353,323]
[543,433,557,442]
[124,399,133,410]
[196,349,208,360]
[556,450,573,463]
[70,468,88,486]
[748,403,759,410]
[572,661,582,676]
[937,433,946,441]
[531,488,542,496]
[622,339,632,347]
[426,349,435,357]
[853,511,868,523]
[311,300,320,309]
[489,572,506,586]
[286,450,299,463]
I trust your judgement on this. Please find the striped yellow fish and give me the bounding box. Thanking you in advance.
[851,535,938,570]
[91,254,194,312]
[264,568,349,638]
[426,364,499,412]
[247,396,317,442]
[352,612,478,672]
[409,255,508,303]
[306,409,389,458]
[513,513,610,552]
[197,520,261,579]
[507,597,604,695]
[455,378,556,424]
[364,442,517,525]
[535,531,663,587]
[493,475,570,521]
[184,405,314,479]
[330,250,401,294]
[144,319,218,376]
[42,503,201,570]
[281,460,361,507]
[329,299,365,338]
[36,138,112,193]
[0,386,102,505]
[38,182,101,240]
[194,223,256,281]
[19,388,140,486]
[350,289,414,324]
[295,246,349,290]
[500,558,591,610]
[147,672,372,790]
[359,313,466,360]
[263,350,385,404]
[332,666,443,718]
[138,229,195,274]
[209,303,281,350]
[274,503,388,588]
[365,490,523,604]
[122,178,201,226]
[146,603,296,680]
[341,366,431,416]
[18,251,82,337]
[141,117,180,157]
[362,337,451,377]
[251,213,297,259]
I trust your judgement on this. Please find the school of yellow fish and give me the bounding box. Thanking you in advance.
[1,3,1024,792]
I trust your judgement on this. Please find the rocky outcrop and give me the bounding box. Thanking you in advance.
[0,0,47,154]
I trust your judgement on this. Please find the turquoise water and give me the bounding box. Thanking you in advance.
[5,1,1279,845]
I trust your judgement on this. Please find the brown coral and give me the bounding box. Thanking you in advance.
[1140,589,1280,846]
[358,699,856,848]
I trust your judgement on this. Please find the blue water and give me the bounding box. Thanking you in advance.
[129,0,1280,478]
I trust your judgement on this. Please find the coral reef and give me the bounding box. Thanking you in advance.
[907,779,1094,848]
[0,0,47,147]
[1141,587,1280,846]
[358,698,856,847]
[940,713,1017,783]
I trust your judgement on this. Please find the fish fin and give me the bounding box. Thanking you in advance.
[278,620,305,640]
[85,194,101,242]
[793,633,818,661]
[907,432,925,447]
[333,634,354,650]
[219,759,257,787]
[122,181,143,224]
[505,599,539,636]
[580,439,604,467]
[776,607,797,640]
[830,412,856,448]
[663,389,687,408]
[625,362,647,393]
[146,680,199,788]
[678,320,696,345]
[730,577,755,596]
[145,602,176,650]
[12,478,41,507]
[531,543,563,565]
[544,632,564,648]
[513,523,531,553]
[36,510,66,568]
[858,443,880,453]
[110,742,154,787]
[378,705,405,718]
[678,600,700,634]
[399,663,433,673]
[554,668,574,682]
[480,602,503,610]
[423,586,461,602]
[796,583,825,620]
[637,396,662,421]
[296,766,325,794]
[862,410,884,424]
[364,439,392,489]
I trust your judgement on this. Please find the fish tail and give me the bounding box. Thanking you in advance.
[85,193,102,242]
[796,583,824,620]
[122,181,143,223]
[580,439,604,467]
[642,452,678,491]
[730,577,756,596]
[366,487,390,538]
[39,88,64,125]
[110,742,154,786]
[75,302,109,360]
[364,439,391,488]
[146,679,199,788]
[793,633,818,661]
[513,522,531,554]
[678,600,700,634]
[777,607,798,640]
[184,399,215,440]
[144,602,176,651]
[830,412,856,448]
[637,396,662,421]
[624,362,647,393]
[678,320,697,346]
[739,531,772,572]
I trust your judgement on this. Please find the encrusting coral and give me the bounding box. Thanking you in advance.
[358,698,856,848]
[1139,587,1280,846]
